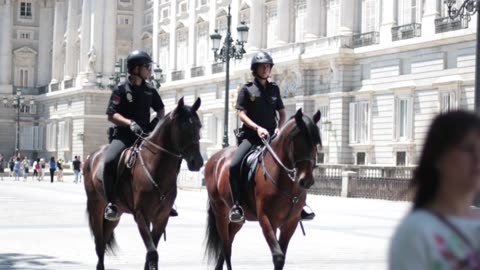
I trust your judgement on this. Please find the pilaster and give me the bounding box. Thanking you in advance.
[305,0,321,40]
[38,2,54,87]
[276,0,290,45]
[421,0,440,37]
[50,0,66,86]
[0,0,13,93]
[64,0,79,81]
[380,0,397,44]
[102,0,117,76]
[247,0,262,50]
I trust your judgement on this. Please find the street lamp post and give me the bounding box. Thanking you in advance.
[3,91,27,157]
[445,0,480,112]
[210,5,249,148]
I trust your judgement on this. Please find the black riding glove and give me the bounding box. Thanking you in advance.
[129,121,143,134]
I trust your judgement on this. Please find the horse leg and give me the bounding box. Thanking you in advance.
[277,220,299,268]
[134,211,158,270]
[257,212,284,270]
[87,198,107,270]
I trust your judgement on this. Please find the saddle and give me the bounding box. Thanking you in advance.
[96,137,144,183]
[239,145,267,183]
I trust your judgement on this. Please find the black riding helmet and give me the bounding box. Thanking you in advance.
[127,50,154,71]
[250,51,274,72]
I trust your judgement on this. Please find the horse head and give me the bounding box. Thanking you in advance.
[279,108,321,189]
[169,97,204,171]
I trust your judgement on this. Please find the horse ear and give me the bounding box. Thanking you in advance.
[171,97,185,119]
[191,97,201,112]
[294,108,303,123]
[313,110,321,124]
[177,97,185,108]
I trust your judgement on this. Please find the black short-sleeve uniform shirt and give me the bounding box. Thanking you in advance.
[106,79,164,132]
[236,79,284,137]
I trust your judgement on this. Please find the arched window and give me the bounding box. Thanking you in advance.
[196,20,209,66]
[159,32,169,71]
[176,25,188,70]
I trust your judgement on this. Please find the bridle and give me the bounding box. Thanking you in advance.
[260,134,315,182]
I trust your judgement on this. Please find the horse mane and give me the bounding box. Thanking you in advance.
[149,104,202,138]
[277,114,321,147]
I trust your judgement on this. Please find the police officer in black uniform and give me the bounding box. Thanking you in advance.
[103,50,165,221]
[229,51,316,223]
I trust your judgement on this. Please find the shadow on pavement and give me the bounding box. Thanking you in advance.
[0,253,79,269]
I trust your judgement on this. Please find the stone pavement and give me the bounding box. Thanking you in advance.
[0,175,410,269]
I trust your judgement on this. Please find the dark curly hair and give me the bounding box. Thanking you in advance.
[411,110,480,209]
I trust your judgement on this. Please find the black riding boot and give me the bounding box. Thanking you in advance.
[229,173,244,223]
[103,176,120,221]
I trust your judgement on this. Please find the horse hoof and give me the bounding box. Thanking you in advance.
[273,254,285,270]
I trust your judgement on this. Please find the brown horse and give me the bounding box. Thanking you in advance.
[204,108,322,270]
[83,97,203,270]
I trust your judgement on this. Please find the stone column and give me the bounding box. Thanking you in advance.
[78,0,95,86]
[92,0,105,75]
[205,0,217,76]
[421,0,440,36]
[50,0,66,87]
[276,0,290,45]
[380,0,397,44]
[38,1,54,87]
[338,0,355,35]
[132,0,144,49]
[102,0,117,76]
[247,0,262,50]
[64,0,79,81]
[0,0,13,93]
[186,0,196,78]
[305,0,321,40]
[152,0,160,63]
[168,0,177,79]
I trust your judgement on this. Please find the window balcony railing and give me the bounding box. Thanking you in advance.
[171,70,185,81]
[352,31,380,48]
[64,79,74,89]
[392,23,421,41]
[435,16,468,33]
[212,62,224,74]
[191,66,205,78]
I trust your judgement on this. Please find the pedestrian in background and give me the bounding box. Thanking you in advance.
[72,156,81,184]
[9,157,14,177]
[0,153,4,180]
[13,157,20,181]
[56,158,64,182]
[21,156,29,181]
[39,158,45,181]
[389,110,480,269]
[49,157,56,183]
[32,158,39,180]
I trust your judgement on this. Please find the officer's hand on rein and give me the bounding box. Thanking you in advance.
[256,126,269,139]
[129,121,143,135]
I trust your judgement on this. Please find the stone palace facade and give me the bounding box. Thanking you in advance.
[0,0,475,165]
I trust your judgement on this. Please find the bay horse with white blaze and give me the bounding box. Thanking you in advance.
[83,97,203,270]
[204,109,321,270]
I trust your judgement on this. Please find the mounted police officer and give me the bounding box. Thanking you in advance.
[103,50,165,221]
[229,51,316,223]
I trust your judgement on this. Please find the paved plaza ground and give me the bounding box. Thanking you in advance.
[0,175,410,269]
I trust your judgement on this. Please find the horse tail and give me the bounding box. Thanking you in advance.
[85,198,118,254]
[204,200,222,263]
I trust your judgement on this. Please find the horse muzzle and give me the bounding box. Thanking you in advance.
[186,152,203,171]
[297,174,314,189]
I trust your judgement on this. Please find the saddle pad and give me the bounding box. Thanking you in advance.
[241,145,266,182]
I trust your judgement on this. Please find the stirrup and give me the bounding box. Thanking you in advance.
[104,203,120,221]
[229,205,245,224]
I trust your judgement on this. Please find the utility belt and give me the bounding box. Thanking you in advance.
[107,126,136,143]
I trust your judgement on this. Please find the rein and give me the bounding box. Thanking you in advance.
[128,131,181,197]
[261,135,296,181]
[259,135,306,206]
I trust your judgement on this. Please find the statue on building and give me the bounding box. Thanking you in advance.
[87,46,96,72]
